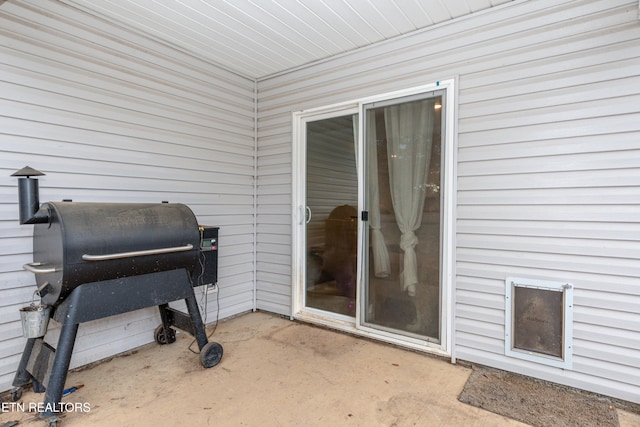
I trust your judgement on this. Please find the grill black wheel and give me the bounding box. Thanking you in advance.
[11,387,22,402]
[200,341,223,368]
[154,325,176,345]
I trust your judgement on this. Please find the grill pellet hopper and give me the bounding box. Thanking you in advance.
[10,167,223,424]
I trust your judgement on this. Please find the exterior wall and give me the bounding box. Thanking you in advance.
[0,1,256,393]
[257,0,640,403]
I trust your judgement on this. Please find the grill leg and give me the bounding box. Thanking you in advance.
[157,303,177,344]
[184,295,208,351]
[12,337,36,388]
[13,338,51,394]
[41,322,79,418]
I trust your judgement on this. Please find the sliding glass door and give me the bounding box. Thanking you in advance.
[361,91,445,343]
[293,81,453,352]
[304,113,358,318]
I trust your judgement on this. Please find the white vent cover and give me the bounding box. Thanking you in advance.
[505,277,573,369]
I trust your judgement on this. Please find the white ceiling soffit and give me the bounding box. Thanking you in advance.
[61,0,513,80]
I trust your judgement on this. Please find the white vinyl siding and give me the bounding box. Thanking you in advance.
[1,0,638,407]
[0,1,255,393]
[257,0,640,403]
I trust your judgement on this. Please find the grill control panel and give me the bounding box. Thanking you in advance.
[201,236,217,251]
[193,226,219,287]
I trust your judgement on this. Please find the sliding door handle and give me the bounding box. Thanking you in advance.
[305,206,312,224]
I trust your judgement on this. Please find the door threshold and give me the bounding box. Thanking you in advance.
[293,310,450,358]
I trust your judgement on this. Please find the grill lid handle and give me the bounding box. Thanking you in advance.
[82,244,194,261]
[23,262,59,274]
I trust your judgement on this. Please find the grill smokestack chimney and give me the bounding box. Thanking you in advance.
[11,166,49,224]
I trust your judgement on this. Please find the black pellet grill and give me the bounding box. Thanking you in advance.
[10,167,223,421]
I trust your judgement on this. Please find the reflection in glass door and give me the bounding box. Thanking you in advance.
[362,92,444,342]
[305,114,358,317]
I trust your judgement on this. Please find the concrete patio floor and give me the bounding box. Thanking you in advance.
[4,311,640,426]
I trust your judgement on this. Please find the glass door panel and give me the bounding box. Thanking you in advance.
[305,114,358,317]
[362,92,444,342]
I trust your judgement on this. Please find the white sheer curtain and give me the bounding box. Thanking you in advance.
[366,111,391,277]
[355,112,391,277]
[384,99,434,296]
[353,114,358,170]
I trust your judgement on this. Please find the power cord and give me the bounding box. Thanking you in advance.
[188,230,220,354]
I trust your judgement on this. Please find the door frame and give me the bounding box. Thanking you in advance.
[291,79,457,359]
[291,101,360,329]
